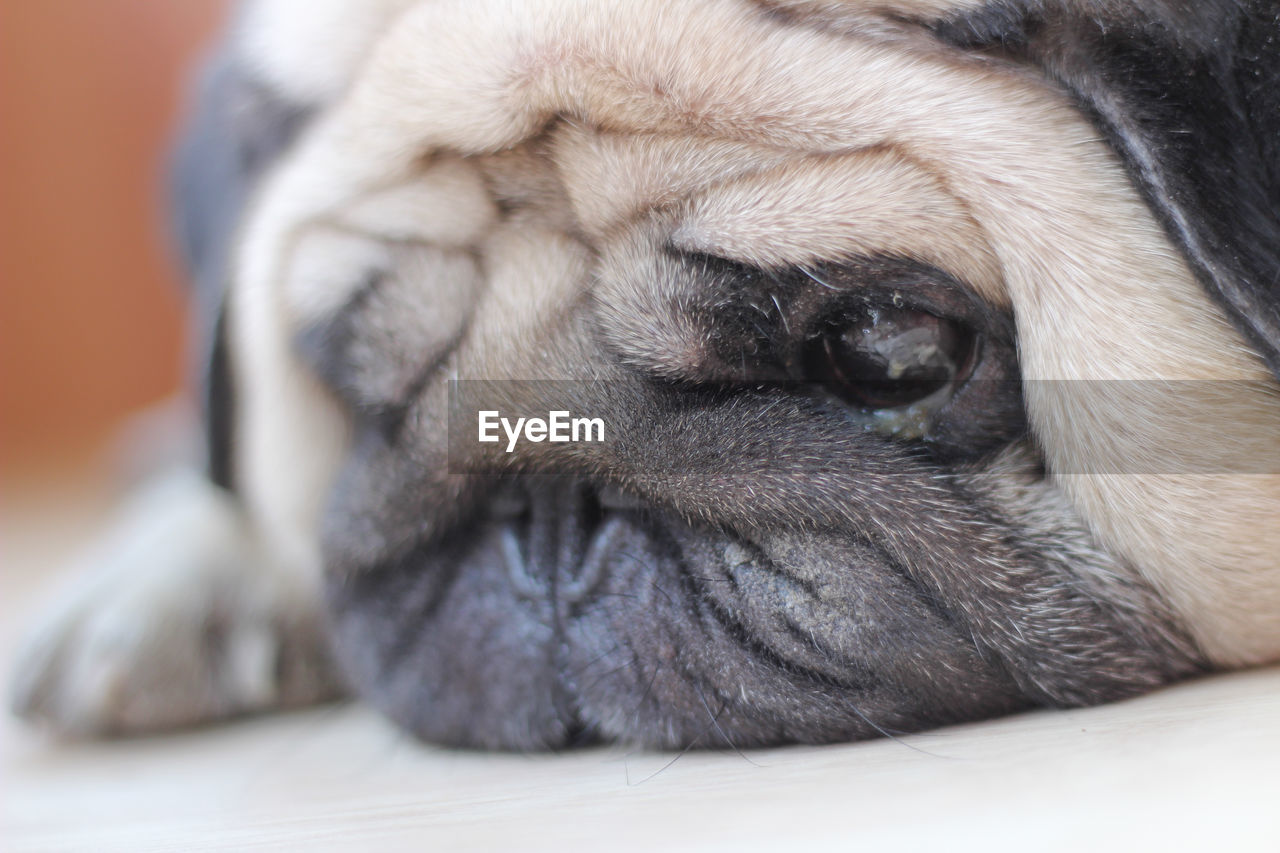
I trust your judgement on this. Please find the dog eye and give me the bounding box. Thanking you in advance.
[802,304,976,412]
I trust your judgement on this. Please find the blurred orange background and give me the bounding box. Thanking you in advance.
[1,0,229,473]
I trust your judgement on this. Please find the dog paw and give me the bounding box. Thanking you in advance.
[8,470,345,737]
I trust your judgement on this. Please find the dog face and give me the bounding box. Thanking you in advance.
[173,0,1280,749]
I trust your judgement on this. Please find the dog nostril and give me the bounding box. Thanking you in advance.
[488,485,530,519]
[489,480,619,604]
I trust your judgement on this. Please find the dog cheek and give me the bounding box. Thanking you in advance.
[561,522,1029,749]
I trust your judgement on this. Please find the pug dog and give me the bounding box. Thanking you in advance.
[12,0,1280,749]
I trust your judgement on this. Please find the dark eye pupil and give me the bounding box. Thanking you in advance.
[804,305,975,409]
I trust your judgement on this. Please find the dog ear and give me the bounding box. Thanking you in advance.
[169,38,313,487]
[933,1,1280,377]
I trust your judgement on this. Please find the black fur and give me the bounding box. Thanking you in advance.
[935,0,1280,376]
[170,43,312,487]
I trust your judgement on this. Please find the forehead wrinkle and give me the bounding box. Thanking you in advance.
[668,146,1006,304]
[460,221,597,382]
[550,125,804,240]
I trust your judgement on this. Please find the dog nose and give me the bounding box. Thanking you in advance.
[492,479,607,604]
